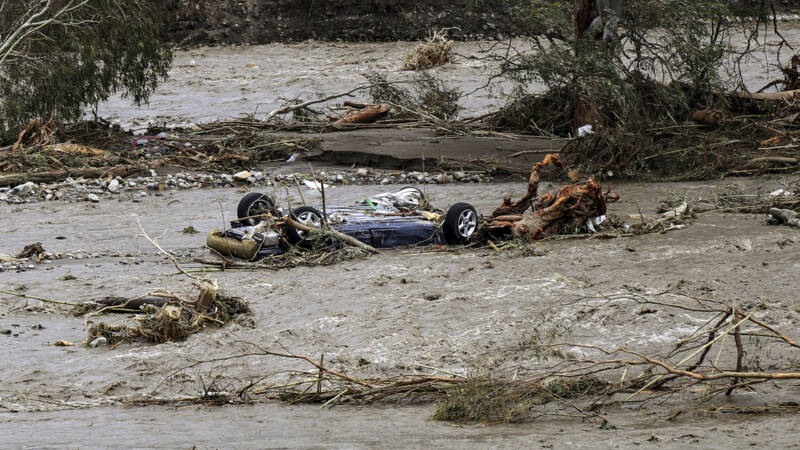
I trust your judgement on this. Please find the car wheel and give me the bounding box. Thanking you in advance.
[443,203,478,244]
[237,192,277,226]
[285,206,324,245]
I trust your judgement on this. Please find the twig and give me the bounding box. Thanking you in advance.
[0,289,77,306]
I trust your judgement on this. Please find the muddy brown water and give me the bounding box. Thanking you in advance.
[2,179,800,447]
[98,23,800,128]
[8,25,800,447]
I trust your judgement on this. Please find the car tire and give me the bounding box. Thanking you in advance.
[443,203,478,244]
[237,193,277,226]
[285,206,325,245]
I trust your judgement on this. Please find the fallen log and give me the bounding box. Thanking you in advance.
[327,104,392,131]
[284,217,380,254]
[94,296,168,309]
[691,109,722,126]
[733,89,800,101]
[0,164,146,187]
[342,100,371,109]
[745,156,799,168]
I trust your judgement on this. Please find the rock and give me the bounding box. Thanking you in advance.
[220,174,233,183]
[233,170,252,181]
[253,171,265,181]
[87,194,100,203]
[356,168,369,177]
[0,193,7,202]
[10,182,34,196]
[107,179,120,193]
[454,171,468,181]
[54,191,63,200]
[45,193,53,201]
[247,176,257,184]
[380,178,391,185]
[128,181,136,187]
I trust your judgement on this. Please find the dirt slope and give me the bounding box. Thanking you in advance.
[162,0,527,45]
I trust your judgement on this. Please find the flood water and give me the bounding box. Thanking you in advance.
[2,180,800,447]
[5,22,800,448]
[98,23,800,129]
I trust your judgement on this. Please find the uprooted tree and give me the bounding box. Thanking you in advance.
[0,0,173,142]
[493,0,800,179]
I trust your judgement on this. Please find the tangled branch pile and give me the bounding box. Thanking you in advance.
[487,0,800,180]
[84,292,250,345]
[365,72,462,120]
[0,118,319,183]
[156,289,800,425]
[483,154,618,239]
[198,242,371,271]
[402,29,455,71]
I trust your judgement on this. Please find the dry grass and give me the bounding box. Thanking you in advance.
[402,29,455,71]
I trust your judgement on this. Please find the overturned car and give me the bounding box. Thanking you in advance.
[207,187,479,260]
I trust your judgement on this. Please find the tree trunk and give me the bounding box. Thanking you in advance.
[572,0,600,132]
[573,0,599,38]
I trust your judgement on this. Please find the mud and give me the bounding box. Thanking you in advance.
[2,178,800,446]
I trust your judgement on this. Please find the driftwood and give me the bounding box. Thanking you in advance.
[734,89,800,101]
[485,154,618,239]
[327,104,392,131]
[691,109,722,126]
[195,280,219,313]
[284,217,380,254]
[492,154,567,217]
[95,296,168,309]
[0,164,146,187]
[16,242,45,258]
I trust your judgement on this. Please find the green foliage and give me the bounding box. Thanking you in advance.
[0,0,173,139]
[502,0,772,133]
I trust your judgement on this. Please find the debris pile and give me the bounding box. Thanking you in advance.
[402,29,455,71]
[483,154,619,240]
[84,291,250,345]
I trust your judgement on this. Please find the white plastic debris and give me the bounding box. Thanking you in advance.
[769,188,792,197]
[578,124,594,137]
[233,170,252,181]
[585,215,607,233]
[89,336,108,347]
[365,187,425,212]
[285,153,298,163]
[302,179,333,192]
[10,182,34,196]
[661,202,688,219]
